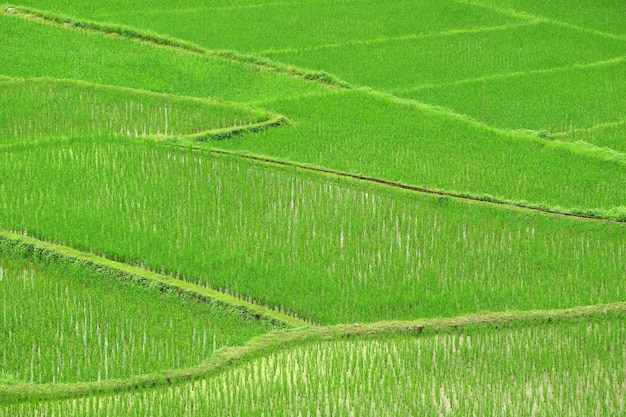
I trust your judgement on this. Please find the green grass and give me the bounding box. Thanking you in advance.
[556,120,626,154]
[215,89,626,213]
[0,242,275,384]
[3,311,625,416]
[397,58,626,134]
[0,12,327,104]
[37,0,524,53]
[264,21,626,91]
[2,136,625,324]
[0,78,273,145]
[1,0,625,412]
[463,0,626,37]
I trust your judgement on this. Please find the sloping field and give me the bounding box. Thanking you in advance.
[0,241,276,385]
[0,78,277,144]
[3,309,625,415]
[398,58,626,135]
[1,0,625,414]
[264,22,626,90]
[2,138,626,324]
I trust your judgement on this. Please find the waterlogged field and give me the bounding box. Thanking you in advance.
[0,78,271,144]
[0,247,273,384]
[1,0,625,414]
[2,137,625,324]
[3,314,625,416]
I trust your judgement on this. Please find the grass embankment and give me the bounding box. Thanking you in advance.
[3,9,625,217]
[0,77,281,145]
[0,241,280,385]
[0,11,329,104]
[0,231,309,329]
[2,139,626,324]
[2,5,351,89]
[2,302,624,407]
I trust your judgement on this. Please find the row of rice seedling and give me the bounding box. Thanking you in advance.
[398,58,626,136]
[463,0,626,37]
[7,7,624,214]
[556,120,626,155]
[0,78,270,144]
[219,89,626,213]
[33,0,523,53]
[263,21,626,90]
[4,313,624,416]
[0,243,274,384]
[2,136,624,324]
[0,13,326,105]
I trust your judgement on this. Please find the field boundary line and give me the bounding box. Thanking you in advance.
[92,1,293,18]
[553,119,626,138]
[2,302,625,403]
[396,55,626,94]
[2,5,352,90]
[0,76,290,143]
[190,148,626,223]
[0,230,311,329]
[258,22,537,55]
[452,0,626,42]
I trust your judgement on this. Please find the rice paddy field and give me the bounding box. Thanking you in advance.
[1,0,624,415]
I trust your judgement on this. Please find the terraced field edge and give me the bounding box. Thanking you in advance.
[0,230,310,329]
[2,5,353,89]
[204,149,626,222]
[2,301,624,403]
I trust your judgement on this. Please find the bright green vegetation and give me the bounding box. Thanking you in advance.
[0,13,327,104]
[463,0,626,37]
[398,58,626,135]
[15,0,524,52]
[1,0,625,413]
[3,313,625,416]
[4,10,626,215]
[0,78,271,144]
[217,90,626,213]
[0,245,274,384]
[264,22,626,91]
[2,137,625,324]
[556,121,626,154]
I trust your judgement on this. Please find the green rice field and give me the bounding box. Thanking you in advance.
[1,0,624,415]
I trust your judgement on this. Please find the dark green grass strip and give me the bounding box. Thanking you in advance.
[2,301,624,403]
[2,5,352,89]
[0,230,310,329]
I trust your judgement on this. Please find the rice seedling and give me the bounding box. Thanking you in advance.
[0,78,271,145]
[3,313,625,416]
[398,58,626,134]
[0,246,274,384]
[216,89,626,213]
[0,13,326,104]
[1,137,624,324]
[462,0,626,37]
[263,21,626,90]
[16,0,524,53]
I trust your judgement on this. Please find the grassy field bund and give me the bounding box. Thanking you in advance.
[1,0,625,415]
